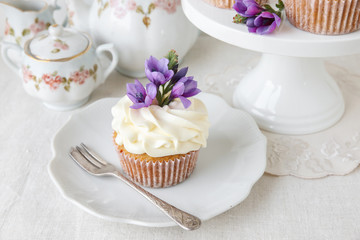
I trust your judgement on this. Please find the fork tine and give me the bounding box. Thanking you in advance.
[69,147,99,174]
[76,146,103,168]
[80,143,107,165]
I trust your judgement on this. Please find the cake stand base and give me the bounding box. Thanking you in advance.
[233,54,345,135]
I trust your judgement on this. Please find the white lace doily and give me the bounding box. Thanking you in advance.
[201,56,360,179]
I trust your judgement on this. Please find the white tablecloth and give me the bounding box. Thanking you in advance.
[1,32,360,239]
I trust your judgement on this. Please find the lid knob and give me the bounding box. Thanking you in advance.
[48,24,63,38]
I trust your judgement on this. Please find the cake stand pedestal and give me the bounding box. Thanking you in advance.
[182,0,360,135]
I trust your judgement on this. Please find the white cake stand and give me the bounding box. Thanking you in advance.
[182,0,360,135]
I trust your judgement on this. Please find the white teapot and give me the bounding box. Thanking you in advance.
[66,0,199,78]
[1,25,118,111]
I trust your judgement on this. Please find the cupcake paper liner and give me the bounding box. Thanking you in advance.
[284,0,360,35]
[116,149,199,188]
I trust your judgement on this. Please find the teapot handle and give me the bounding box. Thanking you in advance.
[95,43,119,84]
[1,42,22,76]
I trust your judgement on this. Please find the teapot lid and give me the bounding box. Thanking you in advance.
[24,25,91,62]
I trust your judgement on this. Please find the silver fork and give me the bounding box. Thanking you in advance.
[69,143,201,231]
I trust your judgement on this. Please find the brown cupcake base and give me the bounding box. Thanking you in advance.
[284,0,360,35]
[113,132,199,188]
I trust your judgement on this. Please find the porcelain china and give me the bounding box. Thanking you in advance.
[48,93,267,226]
[1,24,118,111]
[66,0,199,77]
[0,0,65,47]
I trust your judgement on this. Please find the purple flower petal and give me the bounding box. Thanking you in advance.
[150,72,167,85]
[233,0,262,17]
[171,67,188,84]
[170,81,185,99]
[248,12,281,35]
[256,21,277,34]
[144,55,173,86]
[127,79,156,109]
[246,17,256,28]
[163,69,174,81]
[146,82,157,99]
[157,58,170,73]
[179,96,191,109]
[130,102,147,109]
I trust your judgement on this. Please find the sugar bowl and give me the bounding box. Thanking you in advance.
[1,24,118,110]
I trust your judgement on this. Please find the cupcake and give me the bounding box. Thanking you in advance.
[111,50,210,188]
[284,0,360,35]
[203,0,268,8]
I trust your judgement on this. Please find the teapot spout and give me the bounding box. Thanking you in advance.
[65,0,92,33]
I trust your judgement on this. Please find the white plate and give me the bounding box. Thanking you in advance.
[48,93,267,227]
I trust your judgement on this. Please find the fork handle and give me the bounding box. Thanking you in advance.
[112,170,201,230]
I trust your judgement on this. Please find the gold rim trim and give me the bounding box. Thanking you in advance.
[0,1,49,13]
[24,33,93,63]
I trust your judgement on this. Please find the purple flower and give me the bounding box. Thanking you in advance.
[233,0,263,18]
[170,76,201,108]
[170,67,188,85]
[145,56,174,86]
[246,11,281,34]
[127,79,157,109]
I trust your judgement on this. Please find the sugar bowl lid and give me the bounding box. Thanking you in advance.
[24,24,91,62]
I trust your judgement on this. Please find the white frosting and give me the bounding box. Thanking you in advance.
[111,96,210,157]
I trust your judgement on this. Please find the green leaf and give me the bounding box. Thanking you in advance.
[61,77,67,83]
[35,85,40,91]
[79,66,84,72]
[263,4,276,14]
[22,29,30,36]
[93,64,98,72]
[93,74,97,81]
[35,18,39,23]
[89,69,94,76]
[165,50,178,71]
[104,2,109,9]
[276,0,285,11]
[52,71,58,76]
[136,6,145,14]
[51,48,60,53]
[9,28,15,36]
[233,14,246,24]
[64,85,70,92]
[15,37,21,46]
[148,3,156,14]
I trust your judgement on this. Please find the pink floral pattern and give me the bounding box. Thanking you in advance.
[70,69,90,85]
[54,41,69,51]
[4,18,10,36]
[98,0,181,28]
[22,66,34,83]
[30,20,46,34]
[52,39,70,53]
[22,65,98,91]
[42,74,62,90]
[68,10,75,27]
[4,17,51,46]
[127,0,137,10]
[155,0,180,14]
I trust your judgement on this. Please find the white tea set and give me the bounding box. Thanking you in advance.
[0,0,198,110]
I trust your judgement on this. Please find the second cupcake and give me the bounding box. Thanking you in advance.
[284,0,360,35]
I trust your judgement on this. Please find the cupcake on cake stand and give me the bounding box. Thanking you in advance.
[182,0,360,135]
